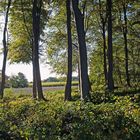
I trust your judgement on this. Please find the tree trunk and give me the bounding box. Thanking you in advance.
[32,0,44,100]
[72,0,91,101]
[32,60,37,98]
[102,23,108,87]
[65,0,72,101]
[0,0,11,99]
[107,0,114,91]
[78,61,81,93]
[123,4,131,87]
[99,0,108,88]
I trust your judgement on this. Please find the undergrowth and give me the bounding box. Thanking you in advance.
[0,90,140,140]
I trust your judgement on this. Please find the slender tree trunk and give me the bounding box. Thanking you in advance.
[99,0,108,88]
[107,0,114,91]
[65,0,72,101]
[72,0,91,101]
[0,51,7,99]
[123,4,131,87]
[102,23,108,87]
[0,0,11,99]
[78,61,81,93]
[32,61,37,98]
[36,58,44,99]
[32,0,44,100]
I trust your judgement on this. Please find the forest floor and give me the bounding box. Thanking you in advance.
[0,89,140,140]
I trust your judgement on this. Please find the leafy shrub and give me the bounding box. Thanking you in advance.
[0,92,140,139]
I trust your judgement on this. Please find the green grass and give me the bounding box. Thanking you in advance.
[28,81,78,87]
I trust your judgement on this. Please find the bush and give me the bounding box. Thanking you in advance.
[0,92,140,139]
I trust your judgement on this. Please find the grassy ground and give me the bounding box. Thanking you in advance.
[28,81,78,87]
[0,89,140,140]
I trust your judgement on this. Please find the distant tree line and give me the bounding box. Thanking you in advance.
[0,72,28,88]
[42,76,79,82]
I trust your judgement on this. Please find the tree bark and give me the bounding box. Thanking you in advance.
[32,0,44,100]
[77,61,81,93]
[0,0,11,99]
[32,60,37,98]
[99,0,108,88]
[123,4,131,87]
[72,0,91,101]
[65,0,72,101]
[102,23,108,87]
[107,0,114,91]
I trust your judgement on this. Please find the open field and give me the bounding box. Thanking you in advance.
[28,81,78,87]
[4,86,78,95]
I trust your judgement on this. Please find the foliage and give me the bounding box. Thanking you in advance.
[89,44,105,91]
[8,0,48,64]
[9,73,28,88]
[0,0,140,138]
[89,0,140,90]
[8,0,32,64]
[45,1,79,75]
[0,91,140,139]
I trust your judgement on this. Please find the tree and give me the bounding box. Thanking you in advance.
[65,0,72,101]
[122,1,131,87]
[8,0,47,99]
[32,0,44,100]
[107,0,114,91]
[8,0,32,64]
[46,1,78,76]
[8,0,35,97]
[98,0,108,87]
[72,0,91,101]
[9,72,28,88]
[0,0,12,99]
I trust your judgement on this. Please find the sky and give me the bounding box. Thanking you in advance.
[0,44,56,82]
[0,49,56,82]
[0,15,56,82]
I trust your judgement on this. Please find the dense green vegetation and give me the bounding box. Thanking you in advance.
[0,0,140,139]
[0,90,140,140]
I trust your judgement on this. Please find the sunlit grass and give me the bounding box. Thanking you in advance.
[29,81,78,87]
